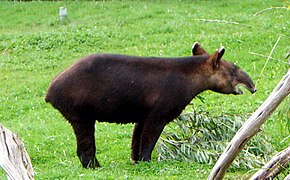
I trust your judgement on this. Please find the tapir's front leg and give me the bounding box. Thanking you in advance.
[139,116,168,162]
[71,121,100,168]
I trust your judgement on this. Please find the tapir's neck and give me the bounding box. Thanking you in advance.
[175,56,213,97]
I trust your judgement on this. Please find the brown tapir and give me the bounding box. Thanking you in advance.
[45,42,256,168]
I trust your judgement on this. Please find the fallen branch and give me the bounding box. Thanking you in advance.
[0,124,34,180]
[250,146,290,179]
[195,19,240,25]
[208,69,290,180]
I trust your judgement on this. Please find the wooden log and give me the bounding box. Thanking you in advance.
[0,124,34,180]
[208,69,290,180]
[250,146,290,179]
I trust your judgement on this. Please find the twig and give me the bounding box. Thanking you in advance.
[286,51,290,65]
[254,7,287,16]
[195,18,290,40]
[286,51,290,59]
[256,35,281,87]
[195,19,240,25]
[249,52,288,64]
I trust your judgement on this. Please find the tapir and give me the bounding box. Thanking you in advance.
[45,42,256,168]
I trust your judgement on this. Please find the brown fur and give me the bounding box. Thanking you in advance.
[45,43,256,168]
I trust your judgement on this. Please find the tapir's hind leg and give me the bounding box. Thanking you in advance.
[71,121,100,168]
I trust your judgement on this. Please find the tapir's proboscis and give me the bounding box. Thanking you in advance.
[45,42,256,168]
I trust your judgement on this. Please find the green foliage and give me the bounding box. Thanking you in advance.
[0,0,289,179]
[158,106,274,169]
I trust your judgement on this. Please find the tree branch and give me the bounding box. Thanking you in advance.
[250,146,290,179]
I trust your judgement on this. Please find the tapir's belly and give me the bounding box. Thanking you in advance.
[92,105,149,124]
[67,94,150,124]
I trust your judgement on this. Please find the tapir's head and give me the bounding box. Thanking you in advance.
[192,42,257,95]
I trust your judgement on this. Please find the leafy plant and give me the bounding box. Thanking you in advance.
[158,106,274,169]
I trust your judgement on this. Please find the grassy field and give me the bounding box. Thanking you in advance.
[0,0,289,179]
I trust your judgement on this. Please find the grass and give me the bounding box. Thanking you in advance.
[0,0,289,179]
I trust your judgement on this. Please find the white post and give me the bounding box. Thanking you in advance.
[59,7,67,21]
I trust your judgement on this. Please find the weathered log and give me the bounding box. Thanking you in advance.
[250,146,290,179]
[208,69,290,180]
[0,124,34,180]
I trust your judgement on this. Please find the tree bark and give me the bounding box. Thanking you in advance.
[250,146,290,180]
[0,124,34,180]
[208,69,290,180]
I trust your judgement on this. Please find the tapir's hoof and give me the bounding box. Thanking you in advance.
[80,157,101,169]
[131,160,139,165]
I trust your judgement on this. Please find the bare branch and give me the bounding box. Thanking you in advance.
[256,35,281,87]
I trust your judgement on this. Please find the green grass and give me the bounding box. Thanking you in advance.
[0,0,289,179]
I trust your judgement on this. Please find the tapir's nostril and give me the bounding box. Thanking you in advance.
[252,88,257,93]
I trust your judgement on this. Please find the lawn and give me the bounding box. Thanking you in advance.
[0,0,289,179]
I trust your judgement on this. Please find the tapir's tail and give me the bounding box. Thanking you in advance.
[45,93,50,103]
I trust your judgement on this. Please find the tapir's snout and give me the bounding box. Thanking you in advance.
[242,84,257,94]
[236,69,257,94]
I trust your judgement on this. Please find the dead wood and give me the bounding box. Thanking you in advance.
[250,146,290,180]
[0,124,34,180]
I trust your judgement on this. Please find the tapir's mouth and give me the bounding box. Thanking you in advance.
[234,85,243,95]
[234,84,257,95]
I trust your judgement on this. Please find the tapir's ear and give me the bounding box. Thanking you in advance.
[210,46,225,69]
[191,42,208,56]
[217,46,225,60]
